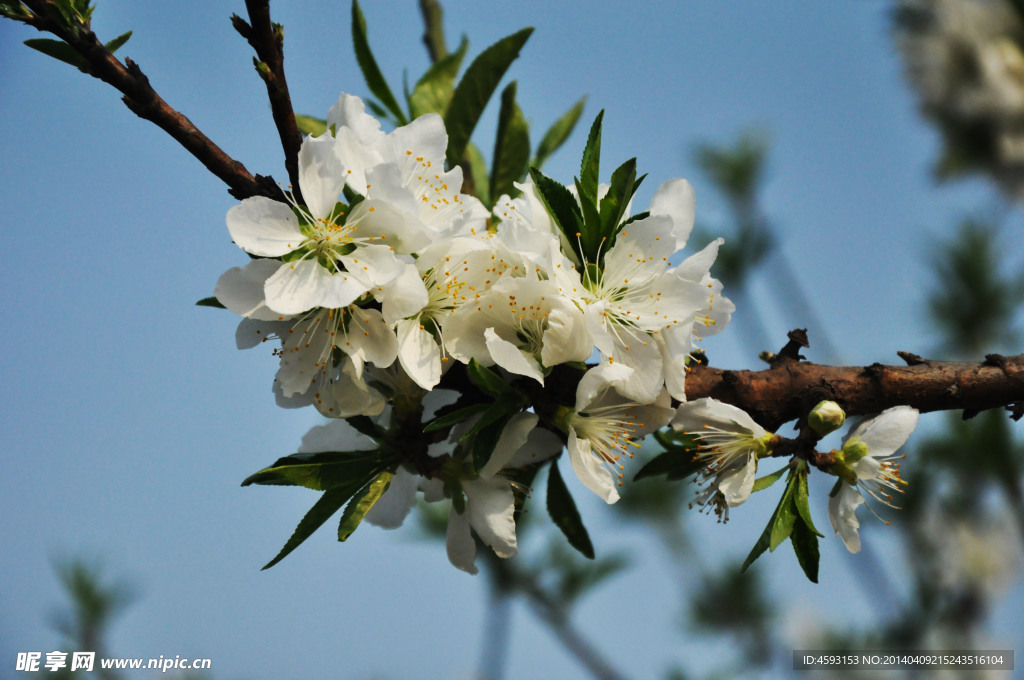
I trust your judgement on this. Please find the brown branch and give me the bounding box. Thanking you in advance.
[684,352,1024,432]
[18,0,280,201]
[418,0,448,63]
[232,2,303,199]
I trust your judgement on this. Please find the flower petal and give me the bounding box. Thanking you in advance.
[365,467,418,529]
[446,506,478,574]
[843,406,919,458]
[718,453,757,506]
[484,327,545,384]
[215,259,287,320]
[226,197,302,257]
[829,483,865,554]
[297,134,347,220]
[396,318,441,390]
[648,177,696,250]
[567,430,620,504]
[672,397,767,439]
[264,259,332,315]
[464,477,518,559]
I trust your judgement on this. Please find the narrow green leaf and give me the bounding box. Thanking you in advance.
[445,27,533,164]
[467,358,513,399]
[241,450,388,491]
[337,470,394,541]
[104,30,132,55]
[344,415,385,440]
[599,157,638,242]
[529,167,583,254]
[195,296,226,309]
[547,460,595,559]
[294,114,327,137]
[472,411,514,473]
[769,474,799,551]
[533,96,586,170]
[751,465,788,493]
[261,485,355,570]
[790,515,820,583]
[490,81,531,202]
[351,0,408,125]
[742,469,795,573]
[633,449,703,481]
[463,141,490,207]
[24,38,89,72]
[574,177,601,250]
[424,402,492,433]
[578,110,604,200]
[409,36,469,118]
[794,467,824,537]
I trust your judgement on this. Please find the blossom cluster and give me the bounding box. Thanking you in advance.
[215,93,732,571]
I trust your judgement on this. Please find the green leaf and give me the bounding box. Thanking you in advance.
[790,514,820,583]
[337,470,394,541]
[463,142,490,207]
[742,469,795,572]
[794,466,824,537]
[529,167,583,254]
[195,296,226,309]
[490,81,530,202]
[241,450,389,491]
[261,485,354,570]
[574,176,601,246]
[768,474,798,551]
[632,449,701,481]
[24,38,89,72]
[424,402,492,433]
[533,96,586,170]
[578,110,604,201]
[466,358,514,399]
[472,411,514,473]
[751,465,788,493]
[547,460,595,559]
[294,114,327,137]
[104,30,132,55]
[598,157,640,243]
[409,36,468,118]
[445,27,533,165]
[344,415,385,440]
[351,0,408,125]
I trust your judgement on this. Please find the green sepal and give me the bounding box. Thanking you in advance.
[490,81,531,203]
[24,38,89,72]
[444,27,533,165]
[533,96,586,170]
[633,448,702,482]
[466,358,514,399]
[408,35,469,118]
[751,465,788,493]
[424,402,492,433]
[104,30,132,55]
[294,114,327,137]
[790,513,820,583]
[578,111,604,201]
[337,470,394,541]
[241,449,390,491]
[195,296,226,309]
[351,0,408,125]
[547,459,595,559]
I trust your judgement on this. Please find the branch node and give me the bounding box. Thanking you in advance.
[1009,403,1024,422]
[773,328,808,365]
[984,353,1010,373]
[962,408,981,421]
[897,351,929,366]
[862,363,884,380]
[230,14,253,41]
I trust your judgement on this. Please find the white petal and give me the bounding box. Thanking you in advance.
[344,308,398,374]
[674,238,723,283]
[718,454,757,506]
[844,406,919,459]
[297,134,347,220]
[485,328,545,384]
[464,478,518,559]
[226,197,302,257]
[396,318,442,390]
[828,483,865,554]
[479,412,538,479]
[540,300,592,366]
[574,363,633,411]
[508,427,565,468]
[315,270,369,311]
[648,177,696,250]
[671,397,767,438]
[298,419,377,453]
[567,431,619,504]
[346,197,431,255]
[446,505,478,574]
[326,93,385,145]
[340,243,406,288]
[381,264,429,325]
[264,259,332,315]
[215,259,287,320]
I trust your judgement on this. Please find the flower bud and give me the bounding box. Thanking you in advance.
[808,400,846,437]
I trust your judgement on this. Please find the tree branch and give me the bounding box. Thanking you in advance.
[684,350,1024,432]
[232,1,304,199]
[16,0,280,201]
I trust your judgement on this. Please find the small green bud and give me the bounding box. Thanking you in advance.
[841,439,870,465]
[808,400,846,437]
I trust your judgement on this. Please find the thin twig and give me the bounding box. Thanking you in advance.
[233,1,304,199]
[16,0,279,201]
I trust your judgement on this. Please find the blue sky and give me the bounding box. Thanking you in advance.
[2,1,1022,679]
